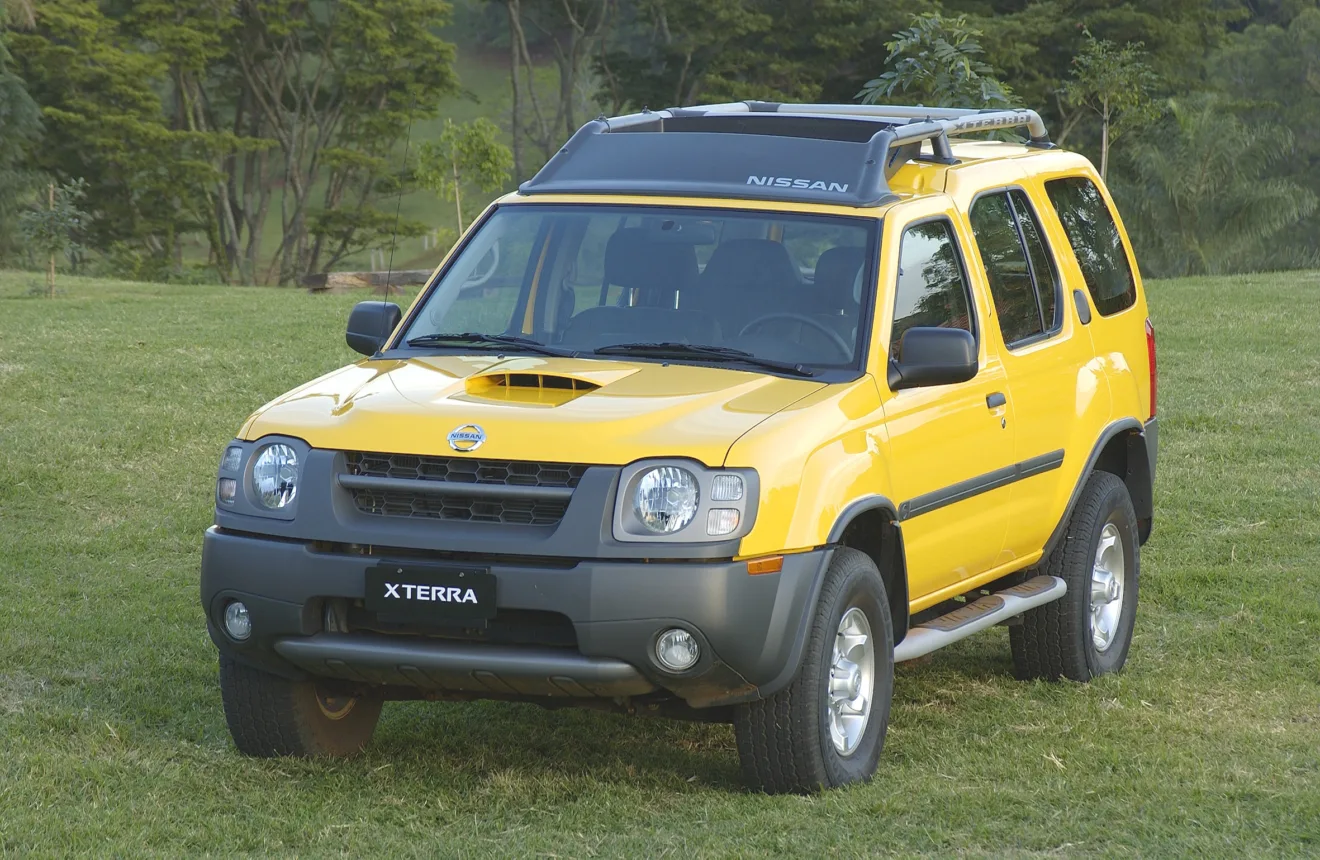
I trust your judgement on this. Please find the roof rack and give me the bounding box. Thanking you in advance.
[519,101,1053,208]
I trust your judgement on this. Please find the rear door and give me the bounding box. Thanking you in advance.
[876,199,1017,604]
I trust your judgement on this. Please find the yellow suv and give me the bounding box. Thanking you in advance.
[203,102,1157,793]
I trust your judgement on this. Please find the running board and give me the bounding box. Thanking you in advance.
[894,575,1066,662]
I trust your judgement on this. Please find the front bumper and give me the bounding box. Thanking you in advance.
[201,527,829,708]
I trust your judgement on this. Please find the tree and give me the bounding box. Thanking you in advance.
[596,0,914,119]
[1061,30,1158,180]
[416,118,514,233]
[504,0,613,176]
[857,12,1014,108]
[0,9,42,263]
[226,0,462,283]
[18,177,86,295]
[9,0,224,276]
[1211,6,1320,257]
[1115,94,1318,276]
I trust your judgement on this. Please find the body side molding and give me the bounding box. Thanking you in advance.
[897,449,1066,521]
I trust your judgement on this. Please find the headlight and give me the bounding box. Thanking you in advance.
[252,443,299,509]
[614,460,757,543]
[633,466,699,533]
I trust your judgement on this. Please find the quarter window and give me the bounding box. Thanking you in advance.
[1013,190,1060,332]
[968,189,1062,346]
[1045,176,1137,316]
[890,219,974,360]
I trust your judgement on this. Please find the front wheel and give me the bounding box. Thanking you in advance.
[733,547,894,794]
[219,655,384,757]
[1011,470,1140,682]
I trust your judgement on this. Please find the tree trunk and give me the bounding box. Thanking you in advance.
[507,0,524,180]
[1100,97,1110,181]
[47,183,55,298]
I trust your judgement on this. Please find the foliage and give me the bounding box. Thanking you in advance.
[8,0,225,277]
[1061,30,1159,179]
[1114,94,1319,277]
[17,177,87,295]
[7,0,461,285]
[0,28,42,263]
[416,118,514,232]
[857,12,1014,108]
[4,0,1320,279]
[1210,6,1320,255]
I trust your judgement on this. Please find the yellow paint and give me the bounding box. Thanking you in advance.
[242,140,1153,610]
[521,225,554,334]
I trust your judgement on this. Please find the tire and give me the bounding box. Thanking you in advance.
[219,655,384,757]
[733,547,894,794]
[1011,470,1140,682]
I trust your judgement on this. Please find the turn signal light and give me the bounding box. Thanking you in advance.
[746,556,784,575]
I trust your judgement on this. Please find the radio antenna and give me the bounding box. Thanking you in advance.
[383,104,417,303]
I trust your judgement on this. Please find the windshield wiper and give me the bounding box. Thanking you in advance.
[593,342,816,378]
[406,332,578,358]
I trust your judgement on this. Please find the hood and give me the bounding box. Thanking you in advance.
[240,355,825,466]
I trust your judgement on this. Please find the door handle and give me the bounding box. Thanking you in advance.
[986,392,1007,409]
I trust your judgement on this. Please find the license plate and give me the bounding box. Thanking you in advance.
[365,564,496,622]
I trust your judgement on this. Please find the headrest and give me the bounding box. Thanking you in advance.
[699,238,800,293]
[813,246,867,308]
[603,227,698,298]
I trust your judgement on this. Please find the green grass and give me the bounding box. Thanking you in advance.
[1,270,1318,856]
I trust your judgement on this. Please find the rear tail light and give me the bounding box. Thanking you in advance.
[1145,318,1157,418]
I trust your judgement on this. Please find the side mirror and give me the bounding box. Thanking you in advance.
[346,301,402,357]
[888,327,977,390]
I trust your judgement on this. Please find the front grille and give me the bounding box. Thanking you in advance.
[343,452,589,526]
[347,452,587,489]
[344,606,578,649]
[349,488,570,525]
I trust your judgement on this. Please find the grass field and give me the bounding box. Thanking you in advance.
[1,270,1318,856]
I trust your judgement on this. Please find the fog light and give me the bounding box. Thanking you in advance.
[655,628,700,672]
[223,601,252,641]
[706,508,740,536]
[217,478,237,505]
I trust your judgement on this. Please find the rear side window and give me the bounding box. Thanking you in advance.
[890,219,974,360]
[969,189,1061,347]
[1045,177,1136,316]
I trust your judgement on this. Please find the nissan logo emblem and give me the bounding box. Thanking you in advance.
[447,424,486,452]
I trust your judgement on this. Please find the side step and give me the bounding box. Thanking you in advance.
[894,575,1066,662]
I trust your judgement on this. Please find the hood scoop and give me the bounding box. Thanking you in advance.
[460,372,602,407]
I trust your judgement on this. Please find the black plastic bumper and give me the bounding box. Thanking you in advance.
[200,527,830,708]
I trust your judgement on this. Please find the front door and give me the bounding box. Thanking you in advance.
[877,207,1017,605]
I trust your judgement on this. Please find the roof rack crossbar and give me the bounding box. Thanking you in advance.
[682,100,1052,146]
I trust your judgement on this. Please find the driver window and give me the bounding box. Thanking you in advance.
[890,219,974,360]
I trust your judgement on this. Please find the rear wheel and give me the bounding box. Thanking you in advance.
[733,548,894,794]
[219,655,383,757]
[1011,470,1140,681]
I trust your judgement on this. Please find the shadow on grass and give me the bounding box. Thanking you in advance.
[368,698,745,791]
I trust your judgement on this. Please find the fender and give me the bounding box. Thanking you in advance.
[1043,417,1154,558]
[827,495,909,645]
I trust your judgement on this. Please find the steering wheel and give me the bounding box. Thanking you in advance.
[461,242,501,289]
[739,313,852,356]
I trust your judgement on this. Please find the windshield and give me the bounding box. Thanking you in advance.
[400,204,878,371]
